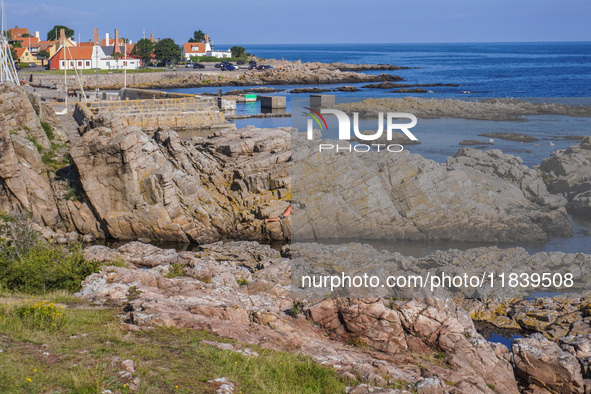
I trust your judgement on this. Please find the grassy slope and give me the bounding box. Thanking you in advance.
[0,291,350,394]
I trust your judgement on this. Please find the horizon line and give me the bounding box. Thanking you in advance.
[212,40,591,46]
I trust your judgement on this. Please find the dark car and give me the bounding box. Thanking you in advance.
[248,64,258,70]
[249,60,257,65]
[221,64,236,71]
[236,60,244,65]
[192,63,205,69]
[257,65,273,70]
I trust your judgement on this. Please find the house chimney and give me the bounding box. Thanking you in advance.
[105,33,109,46]
[34,31,39,38]
[93,28,99,45]
[204,35,209,44]
[113,29,121,54]
[60,28,66,45]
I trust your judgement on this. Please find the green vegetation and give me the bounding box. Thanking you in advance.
[230,46,246,58]
[154,38,181,65]
[0,213,100,294]
[37,50,49,59]
[41,141,69,170]
[166,263,185,278]
[0,214,351,393]
[132,38,156,64]
[188,29,206,43]
[46,25,74,41]
[25,137,43,153]
[40,122,54,141]
[290,300,303,316]
[64,182,79,202]
[0,299,350,393]
[236,276,249,286]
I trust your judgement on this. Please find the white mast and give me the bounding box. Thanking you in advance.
[124,41,127,88]
[0,0,21,85]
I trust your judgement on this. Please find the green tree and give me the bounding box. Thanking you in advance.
[11,47,18,61]
[188,30,205,43]
[22,33,31,37]
[37,50,50,59]
[11,41,21,48]
[132,38,155,64]
[154,38,181,65]
[46,25,74,41]
[230,46,246,58]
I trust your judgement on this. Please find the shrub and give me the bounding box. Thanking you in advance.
[236,276,248,286]
[0,213,100,294]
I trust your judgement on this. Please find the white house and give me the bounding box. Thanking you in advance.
[206,49,232,58]
[50,45,106,70]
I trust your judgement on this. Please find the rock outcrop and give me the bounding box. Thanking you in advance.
[292,133,572,244]
[512,334,588,393]
[539,136,591,217]
[448,148,568,209]
[0,83,97,238]
[462,292,591,340]
[79,241,525,393]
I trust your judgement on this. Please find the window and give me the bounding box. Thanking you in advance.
[78,61,82,67]
[86,61,90,67]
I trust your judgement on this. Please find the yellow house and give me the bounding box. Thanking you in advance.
[14,47,37,66]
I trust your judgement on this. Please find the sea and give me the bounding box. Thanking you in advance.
[174,42,591,97]
[160,42,591,257]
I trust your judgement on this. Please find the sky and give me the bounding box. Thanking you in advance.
[4,0,590,47]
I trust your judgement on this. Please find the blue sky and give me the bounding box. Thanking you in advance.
[4,0,590,47]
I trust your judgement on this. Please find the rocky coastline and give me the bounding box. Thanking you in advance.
[3,81,591,392]
[77,240,591,393]
[21,60,410,91]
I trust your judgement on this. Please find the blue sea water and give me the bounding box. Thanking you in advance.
[242,42,591,97]
[170,42,591,97]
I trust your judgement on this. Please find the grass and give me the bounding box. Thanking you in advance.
[40,122,54,141]
[165,263,184,279]
[27,68,166,75]
[0,295,350,393]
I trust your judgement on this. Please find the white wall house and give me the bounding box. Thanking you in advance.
[206,49,232,58]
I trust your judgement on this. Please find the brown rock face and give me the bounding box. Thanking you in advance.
[512,333,585,393]
[69,125,291,243]
[0,84,72,230]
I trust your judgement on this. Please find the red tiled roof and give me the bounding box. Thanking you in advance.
[52,46,94,61]
[14,47,29,58]
[9,26,30,38]
[16,36,40,47]
[79,42,94,47]
[183,42,206,54]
